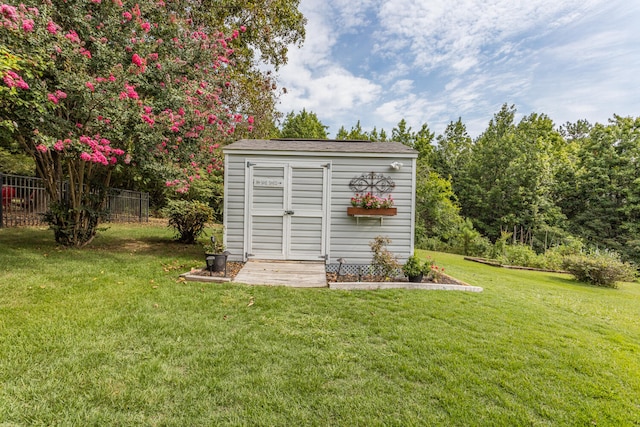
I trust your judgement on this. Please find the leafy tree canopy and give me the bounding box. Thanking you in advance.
[335,120,371,141]
[198,0,306,69]
[279,108,328,139]
[0,0,256,245]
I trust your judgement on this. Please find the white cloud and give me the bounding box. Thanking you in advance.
[278,64,382,124]
[375,62,411,84]
[276,0,640,138]
[373,94,448,129]
[277,0,383,125]
[374,0,606,74]
[329,0,378,28]
[389,79,413,94]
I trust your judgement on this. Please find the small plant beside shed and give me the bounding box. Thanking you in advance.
[402,255,429,282]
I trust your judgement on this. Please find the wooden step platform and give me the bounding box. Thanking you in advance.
[232,260,328,288]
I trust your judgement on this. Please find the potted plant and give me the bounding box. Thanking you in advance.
[203,235,229,273]
[402,255,425,283]
[347,192,397,216]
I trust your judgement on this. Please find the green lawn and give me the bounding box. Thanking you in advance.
[1,224,639,426]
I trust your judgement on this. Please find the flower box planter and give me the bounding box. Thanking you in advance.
[347,207,397,216]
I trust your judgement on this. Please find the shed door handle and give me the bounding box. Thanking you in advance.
[284,210,295,215]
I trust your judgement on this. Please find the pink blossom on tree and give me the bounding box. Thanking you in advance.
[46,20,57,33]
[131,53,143,67]
[1,4,17,20]
[21,18,33,31]
[64,29,80,43]
[3,70,29,89]
[1,0,255,246]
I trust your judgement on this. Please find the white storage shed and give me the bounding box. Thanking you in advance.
[222,139,418,266]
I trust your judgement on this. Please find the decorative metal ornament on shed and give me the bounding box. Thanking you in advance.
[349,172,396,195]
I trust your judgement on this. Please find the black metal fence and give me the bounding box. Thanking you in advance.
[106,188,150,223]
[1,173,149,228]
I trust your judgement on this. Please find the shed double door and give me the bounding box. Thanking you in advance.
[246,161,329,261]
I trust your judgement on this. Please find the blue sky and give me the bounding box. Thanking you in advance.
[276,0,640,138]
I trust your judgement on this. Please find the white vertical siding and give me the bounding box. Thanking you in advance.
[224,151,416,264]
[223,156,248,261]
[329,157,414,264]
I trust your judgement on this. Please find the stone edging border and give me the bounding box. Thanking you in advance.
[329,282,483,291]
[179,269,482,291]
[180,272,233,283]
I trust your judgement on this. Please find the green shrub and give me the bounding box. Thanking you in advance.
[369,236,400,281]
[163,200,214,244]
[402,255,422,277]
[498,243,538,267]
[415,234,438,251]
[451,218,491,256]
[402,254,433,278]
[537,242,584,270]
[562,252,636,288]
[415,218,490,258]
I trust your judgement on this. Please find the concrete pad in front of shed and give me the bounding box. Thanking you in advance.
[232,260,328,288]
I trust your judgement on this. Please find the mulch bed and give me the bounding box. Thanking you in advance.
[186,261,244,279]
[326,272,464,285]
[185,262,470,287]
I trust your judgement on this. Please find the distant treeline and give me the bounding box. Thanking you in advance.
[279,105,640,264]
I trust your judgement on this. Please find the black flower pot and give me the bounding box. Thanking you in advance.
[408,273,423,283]
[205,253,228,273]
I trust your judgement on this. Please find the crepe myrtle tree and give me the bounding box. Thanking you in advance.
[0,0,254,246]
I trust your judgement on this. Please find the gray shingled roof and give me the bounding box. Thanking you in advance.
[224,139,418,155]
